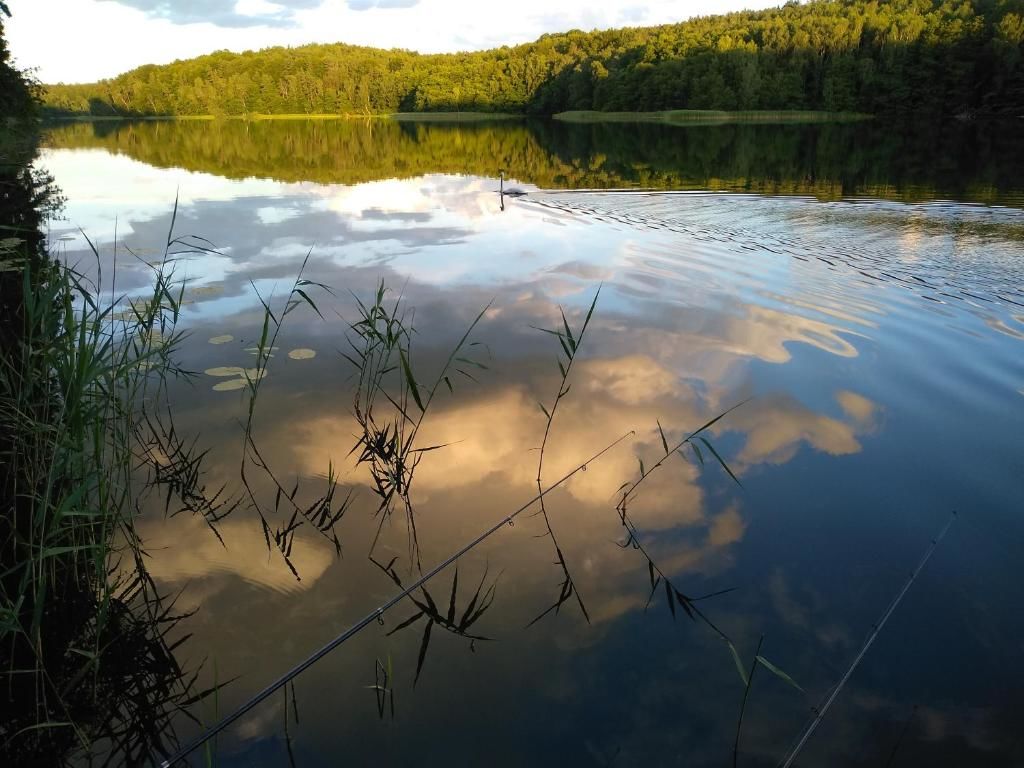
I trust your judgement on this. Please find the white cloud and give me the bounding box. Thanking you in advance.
[7,0,783,84]
[98,0,323,28]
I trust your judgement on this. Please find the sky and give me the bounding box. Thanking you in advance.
[6,0,781,84]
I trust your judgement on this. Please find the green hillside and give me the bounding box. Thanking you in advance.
[42,0,1024,118]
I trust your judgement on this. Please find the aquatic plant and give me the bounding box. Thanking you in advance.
[527,287,601,626]
[610,409,808,765]
[372,557,498,685]
[0,209,221,762]
[344,279,490,569]
[232,253,354,578]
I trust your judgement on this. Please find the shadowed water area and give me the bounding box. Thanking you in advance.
[38,117,1024,766]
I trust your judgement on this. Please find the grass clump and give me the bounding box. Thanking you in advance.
[344,280,490,569]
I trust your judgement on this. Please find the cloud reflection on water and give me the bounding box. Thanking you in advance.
[41,148,1024,766]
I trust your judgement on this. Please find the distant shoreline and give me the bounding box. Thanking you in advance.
[41,110,869,125]
[41,112,524,123]
[553,110,873,125]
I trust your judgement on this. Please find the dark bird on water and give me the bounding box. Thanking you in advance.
[498,170,527,211]
[499,170,527,198]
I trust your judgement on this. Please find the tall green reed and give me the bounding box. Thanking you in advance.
[0,208,221,761]
[527,287,602,626]
[236,253,353,579]
[344,279,490,569]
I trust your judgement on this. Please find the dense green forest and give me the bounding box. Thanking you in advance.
[0,4,37,117]
[44,117,1024,206]
[41,0,1024,118]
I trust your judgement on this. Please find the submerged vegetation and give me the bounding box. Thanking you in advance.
[42,0,1024,118]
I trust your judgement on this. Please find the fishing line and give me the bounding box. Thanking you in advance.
[158,429,635,767]
[778,510,957,768]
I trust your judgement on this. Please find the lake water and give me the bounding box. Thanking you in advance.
[40,118,1024,767]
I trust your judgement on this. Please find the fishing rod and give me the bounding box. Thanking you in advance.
[157,430,635,767]
[778,510,957,768]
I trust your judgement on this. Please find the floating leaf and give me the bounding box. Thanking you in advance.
[288,348,317,360]
[204,366,245,377]
[213,379,248,392]
[208,335,233,345]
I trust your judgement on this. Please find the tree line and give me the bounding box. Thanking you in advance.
[0,5,38,118]
[39,0,1024,118]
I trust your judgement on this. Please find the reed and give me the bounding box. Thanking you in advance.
[234,253,354,579]
[611,404,804,712]
[372,557,498,685]
[344,279,490,569]
[527,287,601,626]
[0,202,806,764]
[0,207,221,761]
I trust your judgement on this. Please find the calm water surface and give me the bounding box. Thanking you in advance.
[40,119,1024,766]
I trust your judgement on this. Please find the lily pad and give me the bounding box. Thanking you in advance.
[205,366,246,377]
[288,348,316,360]
[213,379,248,392]
[208,335,234,345]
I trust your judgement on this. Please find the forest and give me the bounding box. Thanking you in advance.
[0,4,37,118]
[40,0,1024,118]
